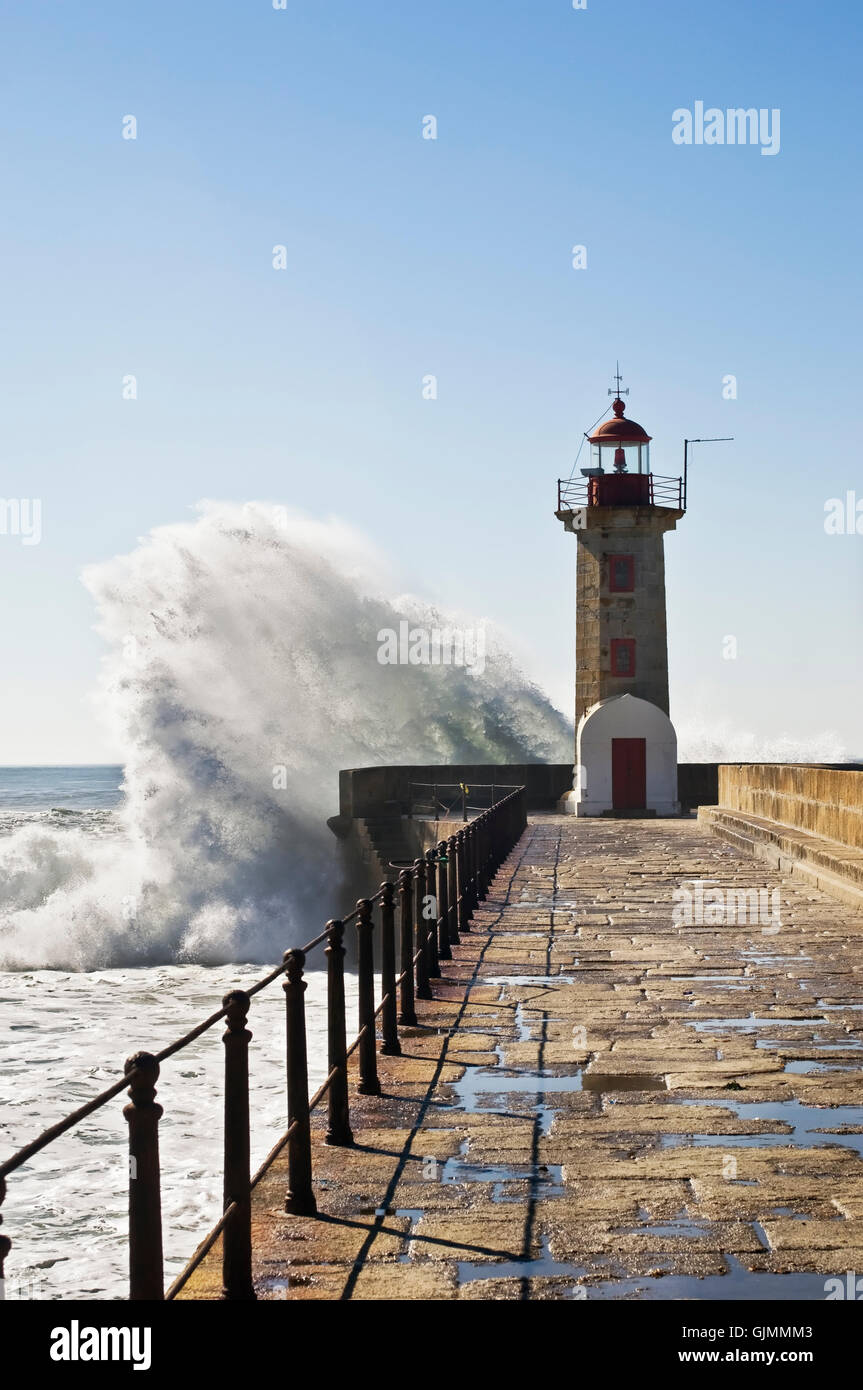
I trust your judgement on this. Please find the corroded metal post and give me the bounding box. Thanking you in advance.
[283,949,317,1215]
[471,821,481,908]
[356,899,381,1095]
[464,823,475,917]
[221,990,255,1300]
[425,847,441,978]
[124,1051,164,1301]
[414,857,432,1000]
[379,882,401,1056]
[0,1177,9,1293]
[488,799,499,872]
[324,920,353,1146]
[446,833,460,945]
[397,868,417,1026]
[436,840,452,961]
[477,813,489,901]
[456,830,470,934]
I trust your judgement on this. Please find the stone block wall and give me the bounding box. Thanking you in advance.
[574,511,675,721]
[718,764,863,849]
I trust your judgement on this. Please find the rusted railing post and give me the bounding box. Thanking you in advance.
[477,813,489,901]
[414,857,432,1000]
[0,1178,9,1293]
[465,823,475,916]
[485,810,493,892]
[124,1051,164,1301]
[283,949,317,1215]
[379,882,401,1056]
[356,899,381,1095]
[446,833,460,945]
[221,990,255,1300]
[436,839,452,961]
[456,829,469,934]
[324,920,353,1145]
[425,847,441,978]
[398,868,417,1025]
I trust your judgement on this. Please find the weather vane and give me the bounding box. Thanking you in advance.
[608,361,629,398]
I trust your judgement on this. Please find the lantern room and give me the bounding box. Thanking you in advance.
[588,396,651,474]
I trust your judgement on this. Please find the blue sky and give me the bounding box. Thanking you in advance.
[1,0,861,762]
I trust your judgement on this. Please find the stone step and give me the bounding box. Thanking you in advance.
[699,806,863,912]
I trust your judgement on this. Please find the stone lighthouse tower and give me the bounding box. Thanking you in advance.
[555,372,683,816]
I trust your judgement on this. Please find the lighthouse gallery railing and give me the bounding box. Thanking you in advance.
[557,472,685,512]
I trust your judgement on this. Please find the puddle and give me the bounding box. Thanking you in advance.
[661,1098,863,1158]
[582,1073,667,1093]
[741,953,812,967]
[446,1067,584,1113]
[671,975,746,983]
[484,976,576,987]
[457,1234,584,1284]
[784,1060,858,1074]
[582,1255,832,1301]
[441,1158,565,1199]
[615,1210,709,1240]
[394,1208,426,1262]
[514,1001,533,1044]
[689,1015,827,1032]
[456,1248,832,1300]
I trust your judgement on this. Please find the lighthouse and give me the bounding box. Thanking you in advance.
[556,371,683,816]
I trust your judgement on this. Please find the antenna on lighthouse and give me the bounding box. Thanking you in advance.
[683,436,734,508]
[608,361,629,398]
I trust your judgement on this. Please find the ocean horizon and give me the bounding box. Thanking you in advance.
[0,765,124,812]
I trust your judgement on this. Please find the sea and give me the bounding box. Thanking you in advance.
[0,766,348,1301]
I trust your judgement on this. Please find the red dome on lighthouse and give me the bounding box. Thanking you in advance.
[588,396,652,445]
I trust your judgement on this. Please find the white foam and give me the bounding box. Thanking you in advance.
[0,503,570,969]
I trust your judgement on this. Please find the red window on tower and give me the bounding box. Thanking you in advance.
[609,554,635,592]
[611,639,636,677]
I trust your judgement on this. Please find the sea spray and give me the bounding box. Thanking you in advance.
[0,502,571,970]
[675,717,853,765]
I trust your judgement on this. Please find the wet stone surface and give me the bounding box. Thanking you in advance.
[177,816,863,1300]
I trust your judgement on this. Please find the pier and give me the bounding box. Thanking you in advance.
[176,812,863,1300]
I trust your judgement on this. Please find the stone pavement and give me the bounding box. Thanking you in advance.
[179,816,863,1300]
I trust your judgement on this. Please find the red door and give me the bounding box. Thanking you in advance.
[612,738,646,810]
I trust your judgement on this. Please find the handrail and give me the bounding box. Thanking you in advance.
[408,780,523,823]
[556,472,685,513]
[0,785,528,1301]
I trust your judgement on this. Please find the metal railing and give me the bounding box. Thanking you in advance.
[408,780,523,822]
[556,472,685,513]
[0,785,528,1302]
